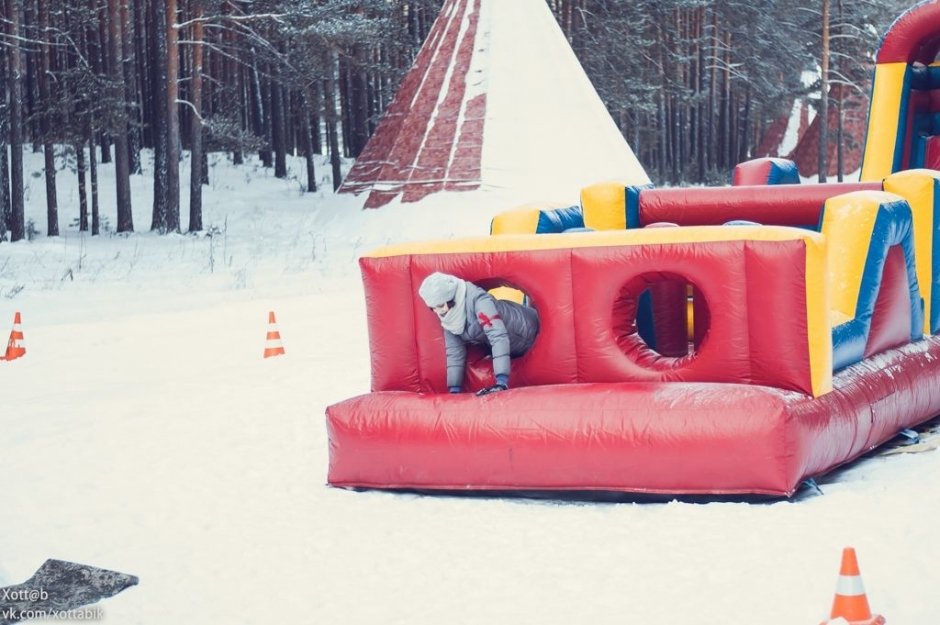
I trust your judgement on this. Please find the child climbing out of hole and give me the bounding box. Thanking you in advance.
[418,272,540,396]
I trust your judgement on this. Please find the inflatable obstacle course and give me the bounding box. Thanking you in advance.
[327,1,940,497]
[326,170,940,496]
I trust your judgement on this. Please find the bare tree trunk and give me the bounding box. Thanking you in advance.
[259,70,273,168]
[339,59,352,156]
[287,90,298,156]
[835,0,844,182]
[165,0,180,232]
[695,7,705,181]
[351,47,370,156]
[66,1,89,232]
[24,0,40,153]
[739,88,751,164]
[311,81,322,154]
[656,23,668,181]
[722,32,732,171]
[232,60,244,165]
[818,0,830,182]
[150,0,168,230]
[178,16,190,150]
[38,0,59,236]
[301,86,317,192]
[0,132,8,239]
[835,86,844,182]
[121,0,142,173]
[108,0,134,232]
[188,0,204,232]
[97,3,112,163]
[674,8,684,180]
[8,0,27,241]
[325,50,342,191]
[0,33,11,238]
[368,47,380,134]
[272,82,287,178]
[85,0,105,137]
[86,119,100,235]
[0,158,7,239]
[250,62,264,153]
[135,0,151,147]
[707,10,718,174]
[76,139,89,231]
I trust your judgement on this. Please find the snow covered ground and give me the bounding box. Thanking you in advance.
[1,148,938,625]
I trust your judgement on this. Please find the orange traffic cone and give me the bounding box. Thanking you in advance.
[263,311,286,359]
[821,547,885,625]
[1,312,26,362]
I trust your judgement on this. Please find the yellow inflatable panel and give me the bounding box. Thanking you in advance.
[490,207,541,235]
[803,227,831,395]
[861,63,908,181]
[820,192,890,319]
[884,169,940,334]
[580,182,627,230]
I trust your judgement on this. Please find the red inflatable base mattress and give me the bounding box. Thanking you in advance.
[327,337,940,497]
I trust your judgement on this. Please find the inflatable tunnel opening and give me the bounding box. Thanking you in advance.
[460,278,540,388]
[614,272,709,362]
[862,1,940,179]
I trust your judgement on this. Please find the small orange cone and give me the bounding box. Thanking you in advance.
[263,311,286,359]
[821,547,885,625]
[1,312,26,362]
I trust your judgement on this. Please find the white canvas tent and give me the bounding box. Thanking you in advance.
[339,0,649,209]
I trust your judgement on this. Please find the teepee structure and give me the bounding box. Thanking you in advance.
[339,0,649,209]
[787,85,867,178]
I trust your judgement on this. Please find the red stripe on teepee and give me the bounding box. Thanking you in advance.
[376,1,466,185]
[403,0,483,203]
[363,189,401,209]
[402,0,485,202]
[447,93,486,186]
[339,0,453,188]
[358,1,462,190]
[446,5,485,187]
[340,0,486,208]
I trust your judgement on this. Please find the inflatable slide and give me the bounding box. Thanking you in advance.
[862,1,940,179]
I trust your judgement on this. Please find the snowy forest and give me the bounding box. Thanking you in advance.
[0,0,913,242]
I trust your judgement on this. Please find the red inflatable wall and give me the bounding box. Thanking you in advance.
[361,230,826,397]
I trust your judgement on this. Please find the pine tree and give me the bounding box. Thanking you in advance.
[188,0,206,232]
[107,0,134,232]
[165,0,181,232]
[7,0,27,241]
[37,0,59,235]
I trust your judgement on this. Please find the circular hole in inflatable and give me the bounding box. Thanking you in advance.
[613,272,710,364]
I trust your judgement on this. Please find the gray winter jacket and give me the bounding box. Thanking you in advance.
[443,282,540,388]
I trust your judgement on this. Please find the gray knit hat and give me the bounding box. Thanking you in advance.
[418,272,460,307]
